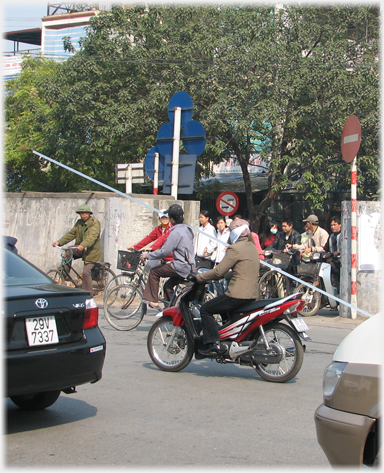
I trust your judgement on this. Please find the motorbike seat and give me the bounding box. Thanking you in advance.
[230,298,280,316]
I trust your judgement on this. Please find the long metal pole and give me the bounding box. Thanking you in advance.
[153,152,159,195]
[171,107,181,199]
[350,156,357,319]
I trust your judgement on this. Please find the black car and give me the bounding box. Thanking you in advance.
[4,247,106,410]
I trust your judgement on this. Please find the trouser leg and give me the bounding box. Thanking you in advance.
[200,294,251,345]
[82,263,95,295]
[142,263,179,303]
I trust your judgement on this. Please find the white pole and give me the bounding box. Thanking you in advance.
[171,107,181,199]
[154,152,159,195]
[126,164,132,194]
[350,156,357,319]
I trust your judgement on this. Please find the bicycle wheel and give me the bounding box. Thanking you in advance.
[294,282,321,316]
[92,267,116,305]
[103,283,144,331]
[103,273,133,306]
[47,269,64,285]
[259,270,289,299]
[147,316,194,372]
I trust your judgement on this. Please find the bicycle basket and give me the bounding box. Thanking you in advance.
[296,262,318,277]
[271,252,291,269]
[117,250,141,272]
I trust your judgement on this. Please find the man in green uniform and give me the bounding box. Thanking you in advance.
[53,204,102,295]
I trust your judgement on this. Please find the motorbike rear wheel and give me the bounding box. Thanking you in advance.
[253,323,304,383]
[147,316,194,372]
[294,282,321,317]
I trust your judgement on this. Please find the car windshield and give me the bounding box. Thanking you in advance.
[4,248,53,286]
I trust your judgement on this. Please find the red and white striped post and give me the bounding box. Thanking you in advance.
[153,152,159,195]
[341,115,361,320]
[350,157,358,319]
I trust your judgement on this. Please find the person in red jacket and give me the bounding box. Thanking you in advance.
[127,210,173,267]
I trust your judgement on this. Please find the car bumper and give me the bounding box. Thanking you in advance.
[314,403,376,466]
[7,327,106,397]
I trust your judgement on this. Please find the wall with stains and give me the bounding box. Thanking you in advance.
[4,192,200,275]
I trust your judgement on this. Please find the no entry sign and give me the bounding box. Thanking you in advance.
[216,191,239,216]
[341,115,361,163]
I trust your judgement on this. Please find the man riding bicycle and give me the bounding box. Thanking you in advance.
[53,204,101,296]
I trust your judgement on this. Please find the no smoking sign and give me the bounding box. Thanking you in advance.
[216,191,239,216]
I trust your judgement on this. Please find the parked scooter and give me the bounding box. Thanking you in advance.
[147,268,311,383]
[293,252,339,317]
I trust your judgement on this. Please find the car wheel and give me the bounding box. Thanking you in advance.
[10,390,61,410]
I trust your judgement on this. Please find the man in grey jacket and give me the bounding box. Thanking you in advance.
[141,204,195,309]
[195,218,260,356]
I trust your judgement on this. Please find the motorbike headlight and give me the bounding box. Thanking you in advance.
[323,362,347,398]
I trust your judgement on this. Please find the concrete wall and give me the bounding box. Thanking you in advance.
[340,201,382,318]
[3,192,200,275]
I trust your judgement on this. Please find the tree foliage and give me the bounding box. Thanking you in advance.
[4,4,379,229]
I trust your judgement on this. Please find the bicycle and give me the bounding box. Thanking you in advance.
[103,250,191,331]
[47,245,116,305]
[258,249,294,299]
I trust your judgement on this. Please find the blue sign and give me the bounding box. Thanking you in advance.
[144,146,165,181]
[182,120,206,156]
[156,122,174,157]
[162,154,197,195]
[168,91,193,127]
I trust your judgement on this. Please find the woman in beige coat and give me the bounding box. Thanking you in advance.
[196,218,260,356]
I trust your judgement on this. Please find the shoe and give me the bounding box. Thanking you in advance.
[143,300,160,311]
[198,341,227,357]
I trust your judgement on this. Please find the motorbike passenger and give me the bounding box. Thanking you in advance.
[194,218,260,356]
[141,204,195,309]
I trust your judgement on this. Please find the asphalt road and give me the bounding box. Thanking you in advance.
[5,307,366,468]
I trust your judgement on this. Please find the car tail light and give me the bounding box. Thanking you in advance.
[84,298,99,329]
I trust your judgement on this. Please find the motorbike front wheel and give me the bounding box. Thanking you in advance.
[253,323,304,383]
[147,316,194,372]
[294,282,321,317]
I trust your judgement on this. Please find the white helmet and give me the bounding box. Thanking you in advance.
[158,209,168,219]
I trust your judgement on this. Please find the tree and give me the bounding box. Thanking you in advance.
[5,5,379,229]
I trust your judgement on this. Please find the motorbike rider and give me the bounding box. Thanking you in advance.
[289,214,329,256]
[193,218,260,357]
[141,204,195,309]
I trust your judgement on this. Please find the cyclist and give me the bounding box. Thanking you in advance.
[141,204,195,309]
[267,219,301,270]
[53,204,101,295]
[127,209,173,272]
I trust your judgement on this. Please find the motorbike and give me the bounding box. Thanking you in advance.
[293,252,339,317]
[147,268,311,383]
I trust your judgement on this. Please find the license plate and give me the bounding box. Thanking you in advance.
[25,316,59,346]
[291,317,309,333]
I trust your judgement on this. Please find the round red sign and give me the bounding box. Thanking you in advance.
[341,115,361,163]
[216,191,239,216]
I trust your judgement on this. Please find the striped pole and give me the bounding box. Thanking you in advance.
[350,157,357,319]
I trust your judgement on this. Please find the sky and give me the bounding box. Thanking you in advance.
[2,1,48,52]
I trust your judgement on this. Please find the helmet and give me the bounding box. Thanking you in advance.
[158,209,168,219]
[165,204,184,219]
[76,204,93,214]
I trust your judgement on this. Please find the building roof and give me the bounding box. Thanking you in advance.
[4,28,42,46]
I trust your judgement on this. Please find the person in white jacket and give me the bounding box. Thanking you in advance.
[194,210,217,269]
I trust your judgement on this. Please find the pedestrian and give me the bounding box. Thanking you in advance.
[53,204,102,295]
[141,204,195,309]
[244,219,264,261]
[324,216,342,286]
[194,210,217,269]
[194,218,260,356]
[259,220,279,249]
[214,216,230,264]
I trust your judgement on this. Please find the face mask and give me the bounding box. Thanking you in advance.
[270,228,278,235]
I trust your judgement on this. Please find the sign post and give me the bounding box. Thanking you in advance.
[341,115,361,319]
[171,107,181,199]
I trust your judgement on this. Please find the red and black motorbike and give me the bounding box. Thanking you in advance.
[147,269,311,383]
